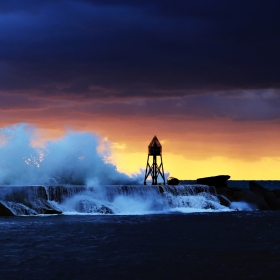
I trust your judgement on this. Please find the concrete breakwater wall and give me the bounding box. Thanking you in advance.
[0,184,218,216]
[1,182,279,216]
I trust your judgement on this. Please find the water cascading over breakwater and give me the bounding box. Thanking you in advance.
[0,184,231,216]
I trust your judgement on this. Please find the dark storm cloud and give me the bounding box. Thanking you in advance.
[0,0,280,98]
[2,89,280,124]
[73,92,280,122]
[0,93,65,110]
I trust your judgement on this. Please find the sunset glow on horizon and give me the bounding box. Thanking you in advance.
[2,119,279,181]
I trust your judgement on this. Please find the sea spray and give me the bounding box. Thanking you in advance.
[0,124,143,185]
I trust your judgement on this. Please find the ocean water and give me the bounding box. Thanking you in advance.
[1,182,280,279]
[1,212,280,279]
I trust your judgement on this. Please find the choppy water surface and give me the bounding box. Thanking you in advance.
[1,212,280,280]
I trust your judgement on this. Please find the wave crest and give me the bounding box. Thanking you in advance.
[0,124,142,185]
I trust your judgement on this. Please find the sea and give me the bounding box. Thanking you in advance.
[1,180,280,279]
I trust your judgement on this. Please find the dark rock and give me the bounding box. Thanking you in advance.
[0,202,15,216]
[196,175,230,188]
[217,195,231,207]
[272,189,280,199]
[233,190,270,210]
[263,192,280,210]
[249,181,269,195]
[168,177,180,185]
[215,187,235,201]
[249,181,280,210]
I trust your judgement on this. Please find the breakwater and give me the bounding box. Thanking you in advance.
[0,184,227,216]
[2,182,280,216]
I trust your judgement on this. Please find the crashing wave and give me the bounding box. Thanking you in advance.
[0,184,231,216]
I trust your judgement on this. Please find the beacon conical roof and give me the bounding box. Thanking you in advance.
[148,135,162,148]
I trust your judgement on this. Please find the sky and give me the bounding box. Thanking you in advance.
[1,0,280,180]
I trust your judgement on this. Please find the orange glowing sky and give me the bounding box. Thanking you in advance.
[1,96,280,180]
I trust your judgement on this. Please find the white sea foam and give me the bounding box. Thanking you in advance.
[0,123,143,185]
[55,185,233,215]
[0,184,235,215]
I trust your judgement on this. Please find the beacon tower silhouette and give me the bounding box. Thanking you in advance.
[144,136,165,185]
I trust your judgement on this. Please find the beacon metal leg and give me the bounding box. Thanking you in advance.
[144,154,165,185]
[144,155,151,185]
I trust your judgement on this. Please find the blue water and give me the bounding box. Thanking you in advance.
[1,212,280,279]
[1,182,280,279]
